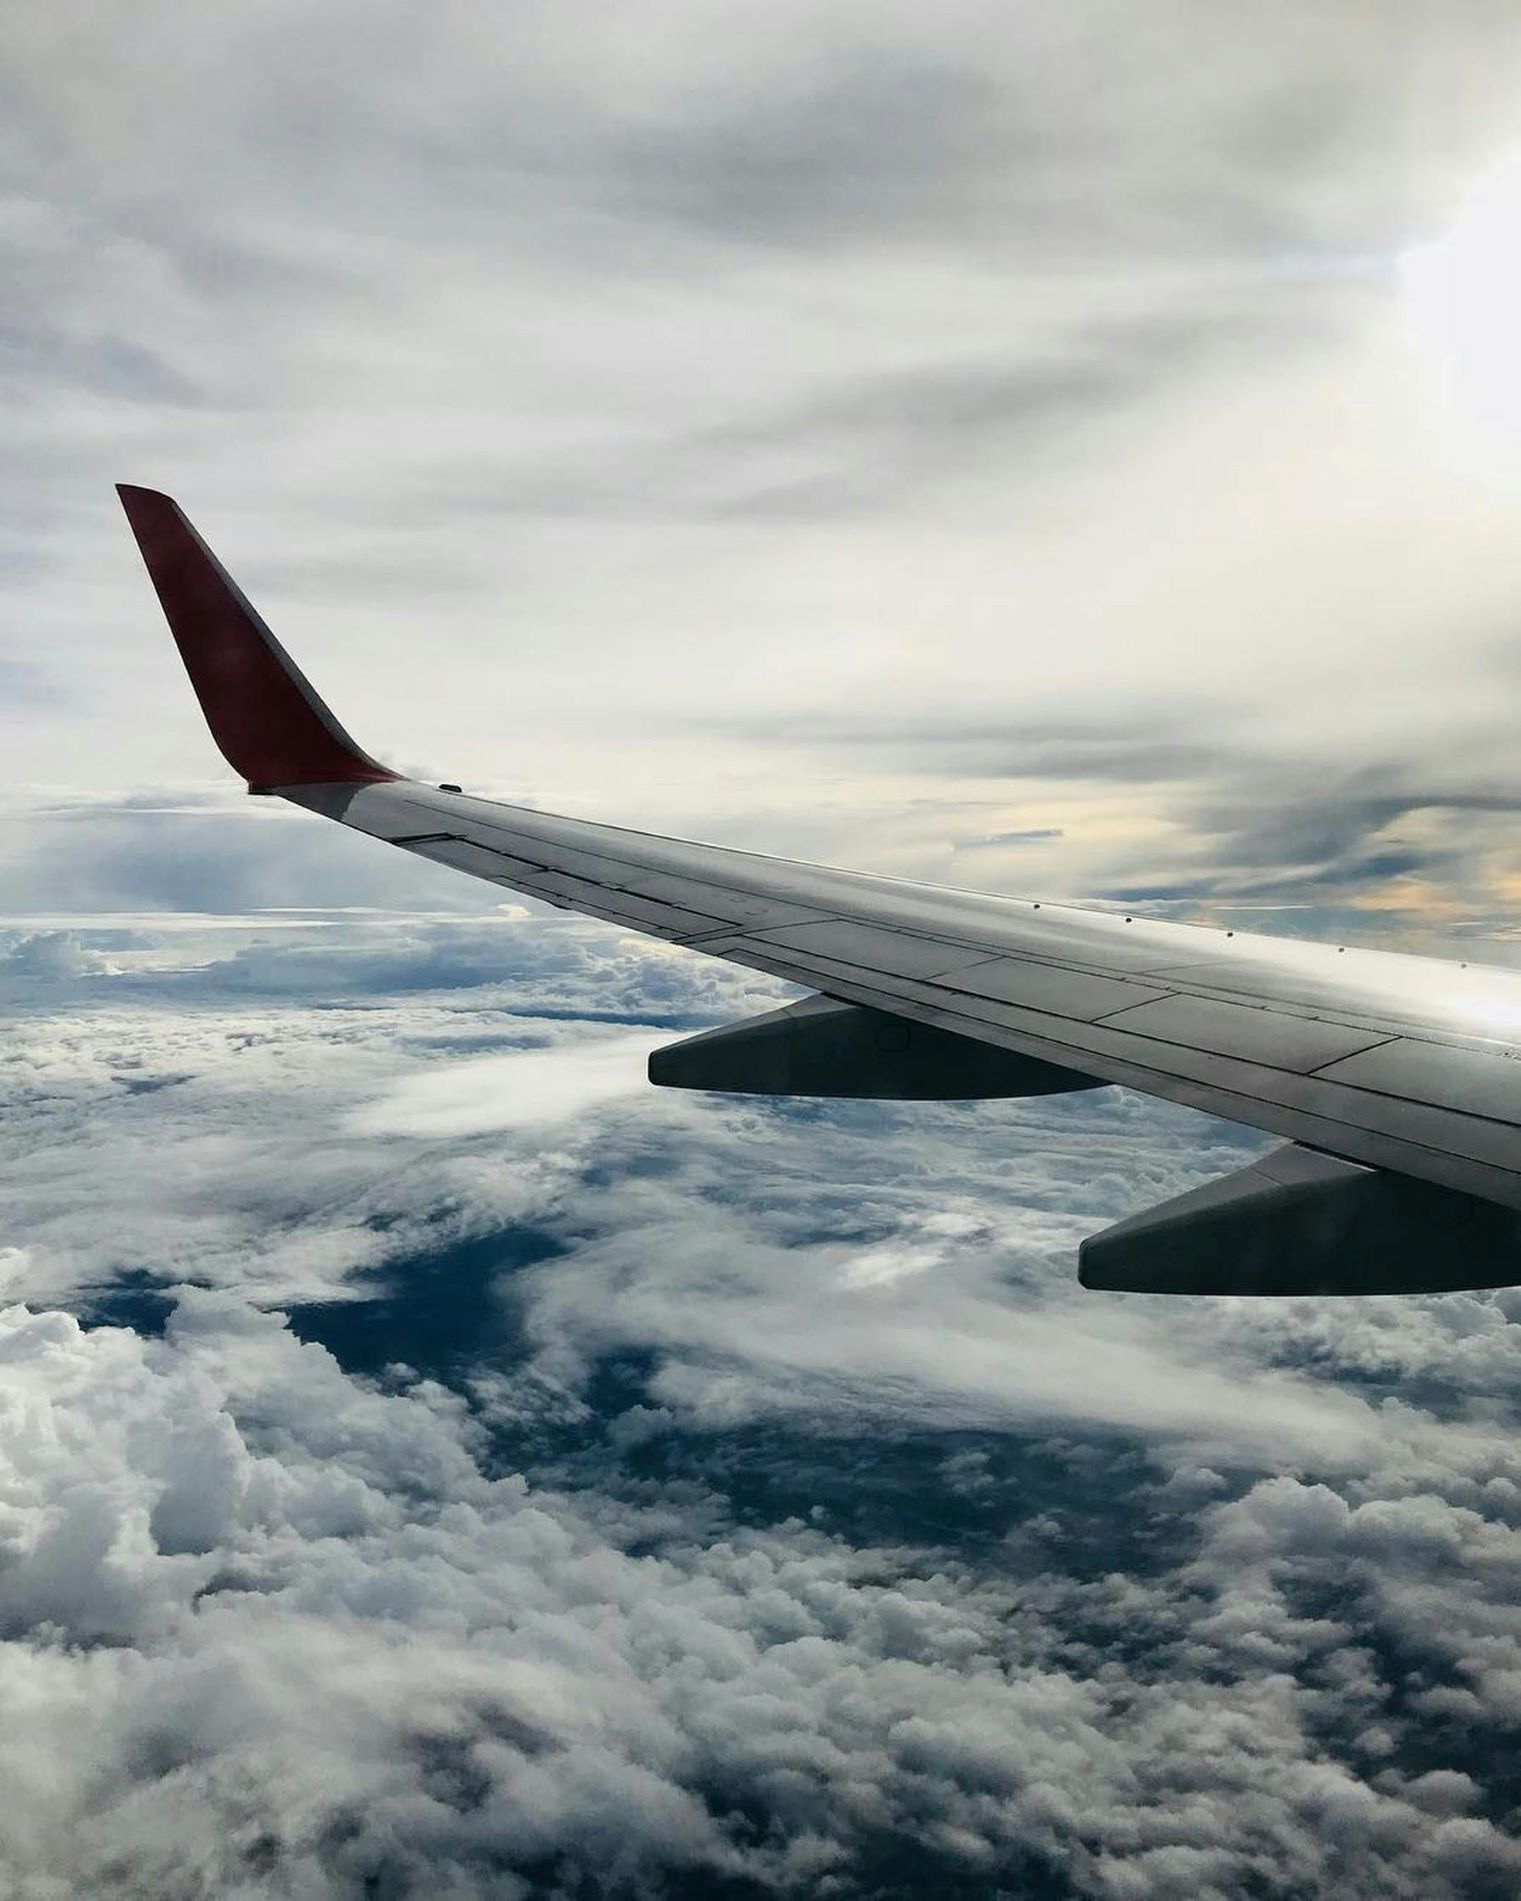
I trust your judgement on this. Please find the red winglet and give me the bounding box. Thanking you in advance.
[117,485,397,790]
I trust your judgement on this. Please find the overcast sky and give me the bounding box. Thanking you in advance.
[10,1,1521,938]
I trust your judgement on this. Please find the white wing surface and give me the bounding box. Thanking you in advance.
[119,485,1521,1294]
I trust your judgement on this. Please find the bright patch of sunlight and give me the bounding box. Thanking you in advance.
[1400,154,1521,472]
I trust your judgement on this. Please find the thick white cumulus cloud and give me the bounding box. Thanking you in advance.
[2,917,1521,1894]
[0,1291,1519,1901]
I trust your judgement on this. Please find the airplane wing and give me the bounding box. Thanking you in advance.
[117,484,1521,1295]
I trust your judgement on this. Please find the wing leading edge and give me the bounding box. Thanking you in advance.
[118,486,1521,1293]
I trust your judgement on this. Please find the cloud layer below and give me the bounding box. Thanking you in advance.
[2,916,1521,1895]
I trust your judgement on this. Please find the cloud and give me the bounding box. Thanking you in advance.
[610,49,1011,249]
[0,910,1506,1472]
[0,1275,1514,1897]
[0,929,109,980]
[0,1294,751,1893]
[0,915,784,1309]
[349,1031,666,1138]
[964,827,1066,849]
[0,791,506,918]
[8,0,1521,936]
[730,709,1233,784]
[4,917,1521,1893]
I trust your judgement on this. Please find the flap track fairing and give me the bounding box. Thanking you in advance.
[649,994,1102,1101]
[1080,1142,1521,1295]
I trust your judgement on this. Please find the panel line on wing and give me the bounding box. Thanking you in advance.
[719,943,1521,1210]
[1082,993,1399,1075]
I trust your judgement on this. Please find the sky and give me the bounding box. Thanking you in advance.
[10,3,1521,1896]
[10,0,1521,930]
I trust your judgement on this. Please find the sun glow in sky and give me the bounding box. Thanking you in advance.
[1400,154,1521,468]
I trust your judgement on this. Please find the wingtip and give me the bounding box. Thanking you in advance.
[115,484,181,530]
[117,486,182,545]
[117,485,398,790]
